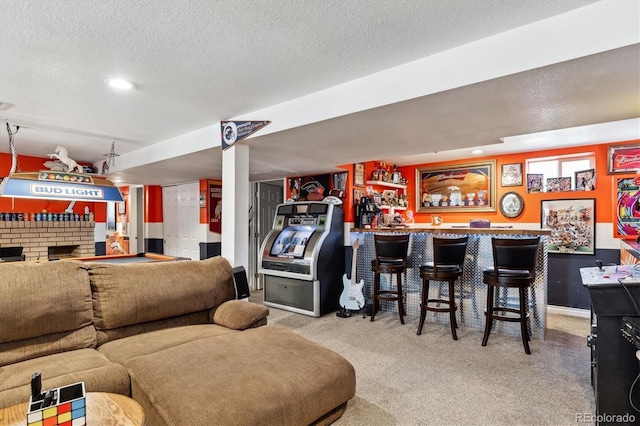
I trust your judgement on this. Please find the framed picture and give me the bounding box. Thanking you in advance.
[501,163,522,187]
[541,198,595,255]
[575,169,596,191]
[353,188,365,204]
[332,172,348,191]
[118,201,126,214]
[354,163,365,186]
[608,144,640,174]
[614,175,640,238]
[381,189,398,206]
[288,178,301,200]
[546,177,571,192]
[526,174,544,193]
[416,160,495,212]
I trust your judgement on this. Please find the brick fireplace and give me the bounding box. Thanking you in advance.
[0,221,95,261]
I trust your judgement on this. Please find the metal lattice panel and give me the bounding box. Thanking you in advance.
[353,231,548,340]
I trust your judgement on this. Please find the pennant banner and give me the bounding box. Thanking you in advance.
[221,120,270,150]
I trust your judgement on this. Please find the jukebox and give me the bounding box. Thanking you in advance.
[259,201,344,317]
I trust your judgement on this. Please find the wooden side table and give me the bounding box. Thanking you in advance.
[0,392,145,426]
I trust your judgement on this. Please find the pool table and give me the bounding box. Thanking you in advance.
[63,253,189,263]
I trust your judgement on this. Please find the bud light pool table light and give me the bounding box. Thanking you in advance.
[0,172,124,203]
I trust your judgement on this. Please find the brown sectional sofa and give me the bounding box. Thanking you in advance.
[0,257,356,425]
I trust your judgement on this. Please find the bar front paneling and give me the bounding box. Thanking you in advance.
[351,227,550,340]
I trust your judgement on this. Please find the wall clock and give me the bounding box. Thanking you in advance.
[499,191,524,218]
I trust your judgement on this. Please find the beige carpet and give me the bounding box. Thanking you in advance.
[251,292,595,426]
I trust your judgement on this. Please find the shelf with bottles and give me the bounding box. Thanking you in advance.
[365,180,406,189]
[369,162,407,187]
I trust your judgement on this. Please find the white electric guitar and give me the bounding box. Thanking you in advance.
[339,239,365,311]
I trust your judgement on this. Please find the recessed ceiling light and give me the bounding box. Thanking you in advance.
[105,78,135,90]
[472,149,483,154]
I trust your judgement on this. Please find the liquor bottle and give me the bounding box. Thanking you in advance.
[392,165,400,184]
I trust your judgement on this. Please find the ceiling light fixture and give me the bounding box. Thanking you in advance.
[105,78,135,90]
[472,149,483,154]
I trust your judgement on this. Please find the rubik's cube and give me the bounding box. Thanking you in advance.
[27,382,86,426]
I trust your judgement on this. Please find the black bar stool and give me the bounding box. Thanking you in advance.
[481,237,540,354]
[370,233,410,324]
[417,236,468,339]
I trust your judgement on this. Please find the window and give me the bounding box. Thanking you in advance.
[526,153,595,190]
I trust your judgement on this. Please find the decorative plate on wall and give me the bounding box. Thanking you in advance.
[499,191,524,218]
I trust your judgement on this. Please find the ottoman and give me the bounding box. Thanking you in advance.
[125,326,356,425]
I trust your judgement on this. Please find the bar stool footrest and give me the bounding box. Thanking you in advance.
[486,306,529,322]
[424,298,458,313]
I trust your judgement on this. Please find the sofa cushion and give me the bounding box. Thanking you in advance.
[212,300,269,330]
[0,348,130,409]
[0,261,96,365]
[89,256,236,344]
[125,326,356,426]
[0,327,97,368]
[98,324,239,365]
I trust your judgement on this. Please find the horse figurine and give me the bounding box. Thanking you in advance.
[47,146,83,173]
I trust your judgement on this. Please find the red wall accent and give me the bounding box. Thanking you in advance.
[346,139,638,225]
[145,186,163,223]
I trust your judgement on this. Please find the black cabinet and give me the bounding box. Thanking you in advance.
[584,274,640,425]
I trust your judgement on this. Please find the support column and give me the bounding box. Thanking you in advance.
[221,144,249,269]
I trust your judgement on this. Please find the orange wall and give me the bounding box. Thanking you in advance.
[353,139,638,225]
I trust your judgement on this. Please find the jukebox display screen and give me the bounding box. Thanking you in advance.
[270,227,315,258]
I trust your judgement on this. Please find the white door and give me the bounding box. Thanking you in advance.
[163,182,200,260]
[252,181,283,289]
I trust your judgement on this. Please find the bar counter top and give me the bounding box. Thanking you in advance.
[351,226,551,236]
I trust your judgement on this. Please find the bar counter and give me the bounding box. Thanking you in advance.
[350,226,550,339]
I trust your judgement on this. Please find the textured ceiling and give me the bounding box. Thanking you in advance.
[1,0,638,185]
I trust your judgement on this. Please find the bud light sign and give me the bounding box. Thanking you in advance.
[30,183,104,199]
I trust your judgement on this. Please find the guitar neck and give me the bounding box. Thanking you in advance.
[351,246,358,281]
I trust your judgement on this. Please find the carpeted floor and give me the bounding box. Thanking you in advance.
[250,291,595,425]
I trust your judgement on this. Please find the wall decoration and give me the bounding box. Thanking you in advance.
[501,163,522,187]
[220,120,270,150]
[118,201,126,214]
[541,198,595,255]
[614,175,640,238]
[608,144,640,174]
[289,178,301,200]
[288,175,330,201]
[332,172,348,191]
[499,191,524,218]
[416,160,495,212]
[354,163,365,186]
[527,174,544,193]
[574,168,596,191]
[300,176,326,201]
[546,177,571,192]
[209,182,222,233]
[353,188,365,204]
